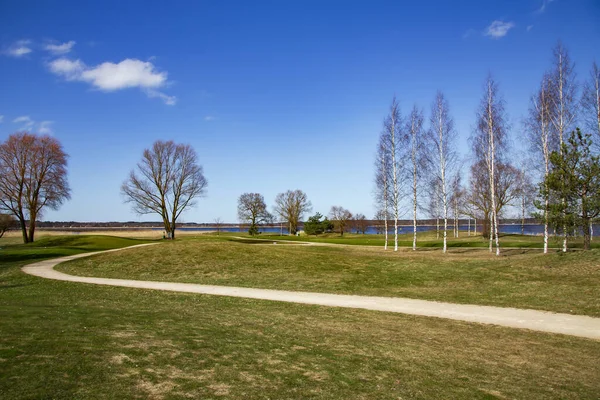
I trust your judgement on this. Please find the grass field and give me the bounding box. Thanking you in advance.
[2,235,600,399]
[59,234,600,317]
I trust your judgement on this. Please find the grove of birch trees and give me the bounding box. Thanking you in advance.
[374,42,600,254]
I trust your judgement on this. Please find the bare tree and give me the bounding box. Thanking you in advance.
[549,42,578,252]
[121,140,207,240]
[515,168,537,235]
[352,213,369,234]
[0,213,16,239]
[426,91,457,253]
[449,173,464,238]
[473,76,510,256]
[379,97,407,251]
[0,132,70,243]
[526,74,556,253]
[407,105,425,250]
[374,135,391,249]
[582,61,600,152]
[329,206,353,236]
[213,217,223,235]
[273,189,311,235]
[237,193,271,236]
[467,160,520,239]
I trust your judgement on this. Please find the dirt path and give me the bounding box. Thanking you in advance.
[22,244,600,340]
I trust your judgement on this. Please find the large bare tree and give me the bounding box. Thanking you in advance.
[473,76,510,255]
[526,73,556,253]
[407,105,425,250]
[121,140,207,240]
[237,193,271,236]
[329,206,352,236]
[582,61,600,152]
[0,132,70,243]
[273,189,311,235]
[549,43,578,252]
[426,91,457,253]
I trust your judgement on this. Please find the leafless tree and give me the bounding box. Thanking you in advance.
[237,193,271,235]
[373,209,387,235]
[273,189,311,235]
[0,132,70,243]
[0,213,16,239]
[582,61,600,152]
[213,217,223,235]
[514,168,537,236]
[121,140,207,240]
[473,75,510,255]
[329,206,353,236]
[374,135,391,249]
[352,213,369,234]
[526,73,556,253]
[425,91,457,253]
[549,42,578,252]
[449,173,464,238]
[467,160,520,239]
[424,178,442,239]
[378,97,407,251]
[407,105,425,250]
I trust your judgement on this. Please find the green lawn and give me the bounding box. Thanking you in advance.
[2,235,600,399]
[60,234,600,317]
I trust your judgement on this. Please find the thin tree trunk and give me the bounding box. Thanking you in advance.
[521,198,525,235]
[544,197,549,254]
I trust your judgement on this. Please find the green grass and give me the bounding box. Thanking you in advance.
[60,235,600,317]
[1,235,599,398]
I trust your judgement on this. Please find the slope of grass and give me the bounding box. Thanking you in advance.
[60,235,600,316]
[0,235,599,398]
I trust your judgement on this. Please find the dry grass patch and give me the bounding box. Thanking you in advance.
[59,236,600,316]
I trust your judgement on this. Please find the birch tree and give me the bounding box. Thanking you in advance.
[426,91,457,253]
[374,135,390,249]
[549,43,578,252]
[378,97,406,251]
[406,105,424,250]
[474,76,509,256]
[582,61,600,152]
[526,74,556,253]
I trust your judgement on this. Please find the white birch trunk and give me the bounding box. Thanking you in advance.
[391,118,399,252]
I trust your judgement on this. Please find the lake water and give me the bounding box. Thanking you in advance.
[172,224,600,236]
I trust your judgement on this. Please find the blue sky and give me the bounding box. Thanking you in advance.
[0,0,598,223]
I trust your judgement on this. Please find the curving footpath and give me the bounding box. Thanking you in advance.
[22,244,600,340]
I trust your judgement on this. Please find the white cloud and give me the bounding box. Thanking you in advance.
[48,57,176,105]
[204,116,215,121]
[44,40,76,55]
[13,116,35,130]
[484,20,515,39]
[0,115,4,123]
[38,121,54,135]
[527,25,534,32]
[48,58,86,80]
[4,40,33,57]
